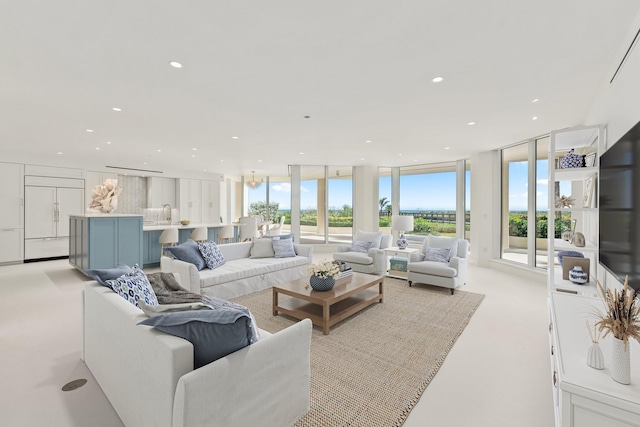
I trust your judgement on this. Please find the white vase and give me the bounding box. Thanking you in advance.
[611,337,631,384]
[587,342,604,370]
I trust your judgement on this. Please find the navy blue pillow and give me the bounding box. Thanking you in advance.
[86,264,133,287]
[557,250,584,266]
[165,239,207,271]
[138,308,252,368]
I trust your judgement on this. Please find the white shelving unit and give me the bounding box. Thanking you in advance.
[548,125,603,297]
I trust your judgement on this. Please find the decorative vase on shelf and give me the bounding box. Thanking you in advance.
[587,342,604,370]
[611,337,631,384]
[309,275,336,292]
[569,266,588,284]
[397,233,409,249]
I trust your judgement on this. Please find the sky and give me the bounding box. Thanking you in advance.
[248,171,473,212]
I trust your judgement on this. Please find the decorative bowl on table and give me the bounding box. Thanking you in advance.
[180,219,190,226]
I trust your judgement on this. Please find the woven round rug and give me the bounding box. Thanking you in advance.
[233,278,484,427]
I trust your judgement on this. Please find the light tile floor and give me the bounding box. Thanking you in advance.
[0,257,554,426]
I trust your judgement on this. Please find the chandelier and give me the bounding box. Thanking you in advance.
[246,171,261,189]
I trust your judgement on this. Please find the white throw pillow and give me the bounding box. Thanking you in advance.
[250,238,276,258]
[424,236,459,261]
[355,230,383,249]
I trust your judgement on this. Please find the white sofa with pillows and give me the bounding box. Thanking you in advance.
[332,230,392,275]
[160,238,313,299]
[82,273,312,427]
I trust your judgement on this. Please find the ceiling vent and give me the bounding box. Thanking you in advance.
[105,166,163,174]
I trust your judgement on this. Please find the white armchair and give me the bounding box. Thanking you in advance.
[332,231,392,275]
[407,235,469,295]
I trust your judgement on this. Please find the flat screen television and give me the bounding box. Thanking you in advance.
[599,120,640,291]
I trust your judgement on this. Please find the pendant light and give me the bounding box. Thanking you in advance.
[246,171,261,189]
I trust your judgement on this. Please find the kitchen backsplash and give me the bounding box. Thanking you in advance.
[116,175,147,214]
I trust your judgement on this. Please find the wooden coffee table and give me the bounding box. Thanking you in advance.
[272,272,384,335]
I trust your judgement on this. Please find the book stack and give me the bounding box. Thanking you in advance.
[335,267,353,285]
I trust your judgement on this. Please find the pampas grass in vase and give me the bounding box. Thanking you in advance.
[595,276,640,384]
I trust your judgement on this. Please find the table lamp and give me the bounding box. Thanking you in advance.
[391,215,414,249]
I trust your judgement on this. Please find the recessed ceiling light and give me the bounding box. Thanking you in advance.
[399,153,403,156]
[361,158,365,160]
[157,149,161,152]
[106,141,112,144]
[86,129,94,133]
[112,107,122,112]
[95,147,100,150]
[169,61,183,68]
[532,98,539,103]
[467,122,476,126]
[299,152,304,155]
[57,152,63,155]
[232,136,239,139]
[192,148,197,151]
[365,140,371,143]
[220,159,224,162]
[191,154,196,158]
[258,159,262,162]
[532,116,538,120]
[143,162,148,165]
[432,76,444,83]
[444,146,451,150]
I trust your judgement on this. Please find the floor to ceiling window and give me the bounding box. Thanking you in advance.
[464,160,471,243]
[399,163,458,237]
[327,167,353,245]
[501,136,566,268]
[299,166,327,244]
[378,167,392,233]
[501,143,529,265]
[245,174,291,235]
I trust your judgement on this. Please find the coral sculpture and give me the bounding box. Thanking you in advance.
[87,179,123,213]
[555,195,575,208]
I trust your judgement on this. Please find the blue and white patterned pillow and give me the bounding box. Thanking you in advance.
[273,238,296,258]
[197,241,226,270]
[349,240,372,253]
[423,247,451,263]
[107,264,158,308]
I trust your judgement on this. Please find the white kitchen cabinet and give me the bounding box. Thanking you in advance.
[0,163,24,264]
[0,229,23,264]
[24,176,84,259]
[201,180,221,223]
[0,162,24,229]
[178,179,202,223]
[146,177,176,208]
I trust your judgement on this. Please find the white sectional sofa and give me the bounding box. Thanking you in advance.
[82,281,312,427]
[160,241,313,299]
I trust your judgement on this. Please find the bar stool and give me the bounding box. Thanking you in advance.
[190,227,208,243]
[218,225,234,244]
[159,228,179,258]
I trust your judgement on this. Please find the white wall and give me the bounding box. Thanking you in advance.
[352,165,379,233]
[469,150,501,266]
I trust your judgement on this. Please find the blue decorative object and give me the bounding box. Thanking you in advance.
[569,266,588,284]
[397,234,409,249]
[557,250,584,266]
[560,149,585,169]
[309,275,336,291]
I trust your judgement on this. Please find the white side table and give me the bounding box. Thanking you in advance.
[383,247,419,279]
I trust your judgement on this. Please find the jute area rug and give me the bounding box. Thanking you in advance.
[232,278,484,427]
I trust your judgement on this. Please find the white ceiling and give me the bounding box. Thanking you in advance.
[1,1,639,180]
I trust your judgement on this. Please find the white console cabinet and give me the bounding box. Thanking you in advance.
[549,292,640,426]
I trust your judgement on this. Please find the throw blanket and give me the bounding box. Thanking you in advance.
[147,272,202,304]
[146,272,260,343]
